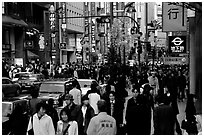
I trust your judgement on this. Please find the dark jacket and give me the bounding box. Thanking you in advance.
[63,103,78,120]
[46,105,59,132]
[72,104,95,135]
[126,96,151,135]
[153,104,175,135]
[106,98,124,135]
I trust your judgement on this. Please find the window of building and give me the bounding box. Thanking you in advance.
[2,27,10,45]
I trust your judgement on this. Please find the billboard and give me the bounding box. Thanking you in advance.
[162,2,187,31]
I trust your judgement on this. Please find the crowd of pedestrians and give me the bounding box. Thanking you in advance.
[3,60,201,135]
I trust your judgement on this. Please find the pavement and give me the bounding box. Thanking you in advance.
[124,86,187,135]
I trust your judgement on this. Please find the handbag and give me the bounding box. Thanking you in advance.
[28,116,34,135]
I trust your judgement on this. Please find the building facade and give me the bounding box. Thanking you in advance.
[57,2,84,64]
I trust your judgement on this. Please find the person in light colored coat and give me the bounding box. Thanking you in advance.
[27,102,55,135]
[87,99,117,135]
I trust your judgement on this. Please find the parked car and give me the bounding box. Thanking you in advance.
[2,77,21,97]
[2,97,29,135]
[39,78,80,107]
[12,72,42,90]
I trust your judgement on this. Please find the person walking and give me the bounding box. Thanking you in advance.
[86,99,117,135]
[73,95,95,135]
[46,98,59,132]
[126,88,151,135]
[177,71,186,102]
[56,108,78,135]
[86,82,101,115]
[106,91,125,135]
[27,102,55,135]
[63,94,78,120]
[69,80,81,105]
[9,104,29,135]
[28,86,42,115]
[153,94,176,135]
[166,71,182,135]
[148,72,159,98]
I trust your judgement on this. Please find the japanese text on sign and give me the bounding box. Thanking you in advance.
[169,36,186,53]
[162,2,187,31]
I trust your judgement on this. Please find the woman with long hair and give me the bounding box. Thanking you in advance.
[56,108,78,135]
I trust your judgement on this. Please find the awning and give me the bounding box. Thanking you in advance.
[27,50,39,58]
[2,15,28,27]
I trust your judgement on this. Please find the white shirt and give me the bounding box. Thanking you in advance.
[87,112,117,135]
[88,93,101,114]
[81,106,87,126]
[56,120,78,135]
[27,113,55,135]
[69,87,81,105]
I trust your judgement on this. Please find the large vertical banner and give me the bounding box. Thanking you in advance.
[91,2,95,51]
[162,2,187,31]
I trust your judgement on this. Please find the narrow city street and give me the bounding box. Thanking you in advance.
[2,2,202,135]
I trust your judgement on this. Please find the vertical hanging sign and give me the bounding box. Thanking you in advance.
[91,2,95,51]
[162,2,187,31]
[61,2,67,38]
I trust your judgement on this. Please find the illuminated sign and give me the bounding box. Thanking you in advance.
[169,36,186,53]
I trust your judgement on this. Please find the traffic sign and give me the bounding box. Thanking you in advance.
[169,36,186,53]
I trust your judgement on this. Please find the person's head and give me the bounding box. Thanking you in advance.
[97,99,107,113]
[91,81,98,91]
[72,80,78,88]
[81,95,89,106]
[151,72,156,78]
[48,98,54,107]
[59,108,72,122]
[143,84,153,95]
[36,102,46,117]
[132,88,140,98]
[64,94,74,106]
[109,91,115,101]
[105,85,111,93]
[30,86,39,98]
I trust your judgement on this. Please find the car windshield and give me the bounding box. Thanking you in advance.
[78,81,92,88]
[2,103,12,117]
[40,83,64,93]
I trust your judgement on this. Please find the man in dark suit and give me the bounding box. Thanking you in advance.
[72,95,95,135]
[153,94,176,135]
[106,91,125,135]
